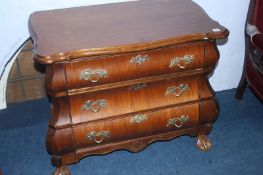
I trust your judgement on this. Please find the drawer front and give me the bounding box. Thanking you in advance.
[70,86,133,124]
[69,76,199,124]
[66,43,205,89]
[73,103,199,149]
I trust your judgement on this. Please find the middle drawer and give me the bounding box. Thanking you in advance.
[69,76,199,125]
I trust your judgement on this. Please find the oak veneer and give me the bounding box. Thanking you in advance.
[29,0,228,174]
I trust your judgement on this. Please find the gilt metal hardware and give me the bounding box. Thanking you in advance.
[82,99,107,113]
[169,55,194,69]
[87,131,111,144]
[130,55,150,65]
[166,115,190,128]
[129,83,147,91]
[80,69,108,82]
[165,84,189,97]
[130,114,148,123]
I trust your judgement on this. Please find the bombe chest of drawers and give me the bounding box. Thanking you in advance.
[29,0,228,174]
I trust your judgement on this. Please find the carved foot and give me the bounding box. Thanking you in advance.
[196,135,212,151]
[53,166,71,175]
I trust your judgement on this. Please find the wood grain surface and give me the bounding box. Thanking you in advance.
[29,0,228,64]
[28,0,229,174]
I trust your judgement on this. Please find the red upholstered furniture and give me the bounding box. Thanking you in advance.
[236,0,263,100]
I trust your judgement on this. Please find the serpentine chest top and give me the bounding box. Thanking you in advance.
[29,0,228,174]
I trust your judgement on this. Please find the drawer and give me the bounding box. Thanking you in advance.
[69,76,199,125]
[66,43,205,89]
[73,103,199,149]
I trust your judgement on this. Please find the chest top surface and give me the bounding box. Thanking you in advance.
[29,0,228,64]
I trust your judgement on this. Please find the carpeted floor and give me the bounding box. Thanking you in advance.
[0,88,263,175]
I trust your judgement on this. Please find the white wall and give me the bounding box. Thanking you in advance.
[0,0,250,109]
[193,0,250,91]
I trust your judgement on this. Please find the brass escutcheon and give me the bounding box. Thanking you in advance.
[80,69,108,82]
[130,54,150,65]
[166,115,190,128]
[165,84,189,97]
[169,55,194,69]
[130,114,148,123]
[129,83,147,91]
[82,99,107,113]
[87,131,111,144]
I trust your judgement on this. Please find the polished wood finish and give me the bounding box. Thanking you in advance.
[29,0,228,174]
[29,0,228,64]
[64,43,205,90]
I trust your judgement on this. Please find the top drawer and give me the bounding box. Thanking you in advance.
[65,42,205,89]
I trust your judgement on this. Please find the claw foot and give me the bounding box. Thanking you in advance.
[53,166,71,175]
[196,135,212,151]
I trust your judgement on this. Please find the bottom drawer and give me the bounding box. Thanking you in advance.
[73,103,199,149]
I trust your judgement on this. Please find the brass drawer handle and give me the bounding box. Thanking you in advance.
[130,114,148,123]
[130,54,150,65]
[87,131,111,144]
[166,115,190,128]
[80,69,108,82]
[129,83,147,91]
[82,99,107,113]
[165,84,189,97]
[169,55,194,69]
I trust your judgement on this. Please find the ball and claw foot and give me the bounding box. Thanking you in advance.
[196,134,212,151]
[53,166,71,175]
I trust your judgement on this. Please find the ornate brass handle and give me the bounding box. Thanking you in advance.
[82,99,107,113]
[130,114,148,123]
[80,69,108,82]
[169,55,194,69]
[87,131,111,144]
[165,84,189,97]
[166,115,190,128]
[130,54,150,65]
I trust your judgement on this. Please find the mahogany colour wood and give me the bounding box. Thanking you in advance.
[29,0,228,64]
[29,0,229,174]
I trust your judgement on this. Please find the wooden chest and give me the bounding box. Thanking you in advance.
[29,0,228,174]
